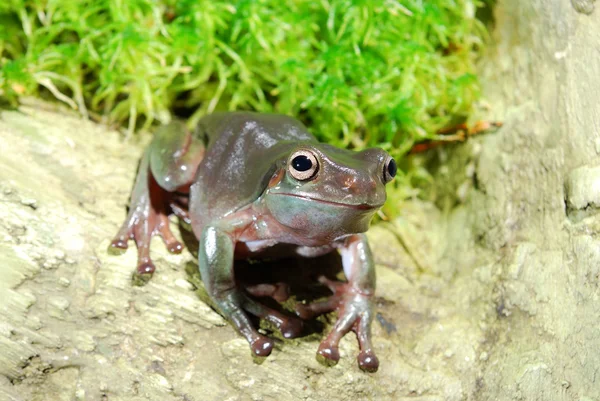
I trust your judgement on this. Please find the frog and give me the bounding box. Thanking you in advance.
[109,112,397,372]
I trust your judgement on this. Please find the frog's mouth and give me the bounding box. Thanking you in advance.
[273,193,383,210]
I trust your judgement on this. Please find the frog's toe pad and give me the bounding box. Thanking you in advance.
[108,239,129,255]
[294,303,313,320]
[245,283,290,303]
[358,350,379,373]
[166,240,184,254]
[316,345,340,367]
[137,261,156,275]
[280,318,304,339]
[251,336,274,357]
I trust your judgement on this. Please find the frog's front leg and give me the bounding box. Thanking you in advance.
[199,226,303,357]
[295,234,379,372]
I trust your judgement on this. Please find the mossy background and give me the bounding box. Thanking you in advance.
[0,0,487,212]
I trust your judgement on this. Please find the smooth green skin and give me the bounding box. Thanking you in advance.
[111,112,393,372]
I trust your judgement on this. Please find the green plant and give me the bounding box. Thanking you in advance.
[0,0,487,213]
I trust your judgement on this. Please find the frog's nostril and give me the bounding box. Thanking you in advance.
[343,176,358,192]
[342,175,377,194]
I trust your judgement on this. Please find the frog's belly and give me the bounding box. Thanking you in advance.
[234,240,334,260]
[244,239,280,252]
[235,240,297,260]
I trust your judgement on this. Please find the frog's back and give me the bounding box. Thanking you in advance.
[189,112,316,228]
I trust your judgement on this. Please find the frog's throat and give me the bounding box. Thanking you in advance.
[271,193,384,210]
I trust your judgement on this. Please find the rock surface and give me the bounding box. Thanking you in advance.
[1,1,600,400]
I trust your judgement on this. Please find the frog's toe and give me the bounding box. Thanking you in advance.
[316,344,340,367]
[294,297,338,320]
[157,214,184,254]
[294,277,349,320]
[137,261,156,275]
[108,238,129,255]
[357,350,379,373]
[166,240,184,254]
[250,336,274,357]
[280,317,304,339]
[133,261,156,286]
[241,292,304,338]
[317,275,345,293]
[272,283,291,303]
[170,202,191,225]
[245,282,290,303]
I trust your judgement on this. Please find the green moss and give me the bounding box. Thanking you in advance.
[0,0,487,209]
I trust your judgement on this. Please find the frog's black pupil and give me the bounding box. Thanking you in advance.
[292,155,312,172]
[387,159,397,178]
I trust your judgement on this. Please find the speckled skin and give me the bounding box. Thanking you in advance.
[110,112,395,372]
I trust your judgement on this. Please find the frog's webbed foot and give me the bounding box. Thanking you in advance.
[217,289,304,356]
[109,175,184,276]
[295,276,379,372]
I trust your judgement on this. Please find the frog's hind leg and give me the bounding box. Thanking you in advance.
[109,121,204,277]
[109,151,182,275]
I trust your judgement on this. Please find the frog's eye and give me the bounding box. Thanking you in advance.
[383,156,397,184]
[288,150,319,181]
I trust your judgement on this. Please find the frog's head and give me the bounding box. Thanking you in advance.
[263,143,396,241]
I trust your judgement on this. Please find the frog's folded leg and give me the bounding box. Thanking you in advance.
[108,121,204,276]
